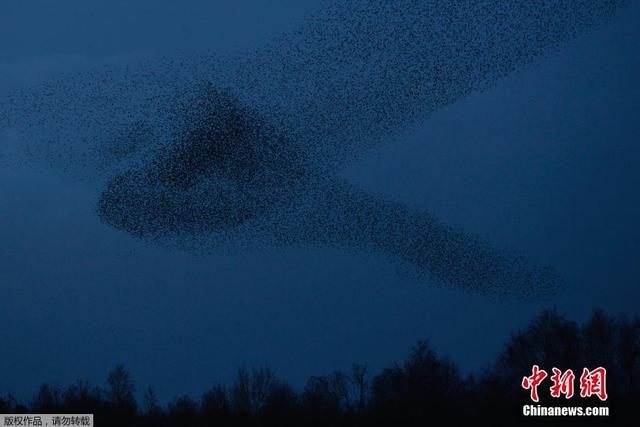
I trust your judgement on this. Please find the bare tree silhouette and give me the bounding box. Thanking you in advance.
[2,309,638,425]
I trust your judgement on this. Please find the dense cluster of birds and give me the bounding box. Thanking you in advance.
[0,0,626,296]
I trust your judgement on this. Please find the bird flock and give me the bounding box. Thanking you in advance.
[0,0,626,297]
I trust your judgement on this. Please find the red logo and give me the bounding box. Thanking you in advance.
[521,366,608,402]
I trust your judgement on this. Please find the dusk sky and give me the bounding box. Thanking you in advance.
[1,1,639,405]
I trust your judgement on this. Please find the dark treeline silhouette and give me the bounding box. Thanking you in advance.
[1,309,638,425]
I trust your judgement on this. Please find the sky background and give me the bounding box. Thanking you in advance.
[1,1,639,404]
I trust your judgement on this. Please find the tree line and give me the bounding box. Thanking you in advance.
[1,309,638,425]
